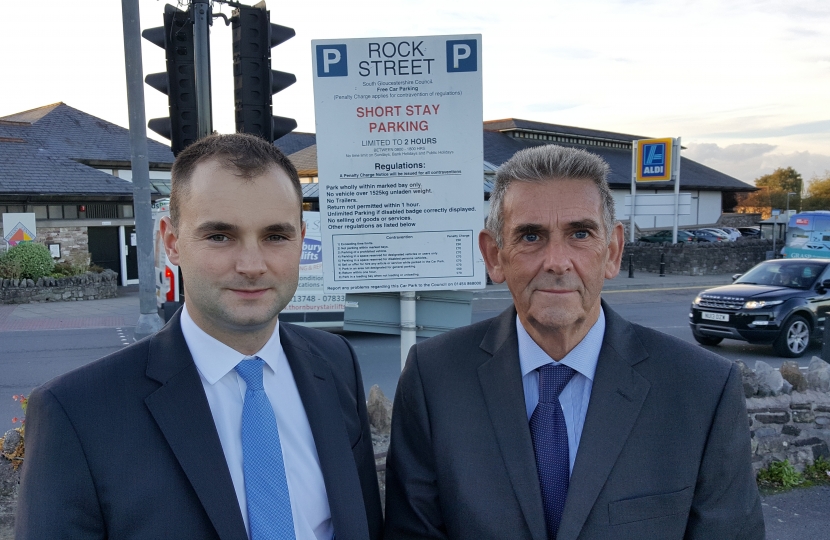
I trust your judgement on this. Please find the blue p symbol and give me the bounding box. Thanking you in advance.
[446,39,477,72]
[316,44,348,77]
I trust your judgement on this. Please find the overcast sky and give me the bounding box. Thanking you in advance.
[1,0,828,186]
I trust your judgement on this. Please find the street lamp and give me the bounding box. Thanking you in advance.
[785,192,797,241]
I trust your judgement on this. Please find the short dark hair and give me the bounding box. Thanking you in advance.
[170,133,302,227]
[486,144,615,247]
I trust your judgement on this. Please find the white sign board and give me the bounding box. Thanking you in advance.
[312,34,486,293]
[622,193,692,217]
[2,213,36,246]
[282,212,346,314]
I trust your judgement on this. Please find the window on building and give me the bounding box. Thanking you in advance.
[119,204,134,219]
[27,205,48,219]
[63,205,78,219]
[48,205,63,219]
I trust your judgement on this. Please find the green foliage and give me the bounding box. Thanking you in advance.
[802,172,830,211]
[0,242,55,280]
[0,254,22,279]
[757,460,804,490]
[741,167,804,213]
[756,167,804,194]
[803,456,830,483]
[51,261,90,278]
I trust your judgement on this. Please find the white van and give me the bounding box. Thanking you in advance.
[152,199,183,321]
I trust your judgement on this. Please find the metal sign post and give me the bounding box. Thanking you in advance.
[672,137,682,244]
[630,144,637,243]
[632,137,680,243]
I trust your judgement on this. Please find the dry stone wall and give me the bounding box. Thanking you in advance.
[622,238,773,276]
[0,270,118,305]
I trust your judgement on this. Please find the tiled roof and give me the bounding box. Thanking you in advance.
[275,132,316,156]
[0,102,174,197]
[0,141,135,195]
[0,102,174,166]
[485,118,643,142]
[288,145,318,176]
[483,120,754,192]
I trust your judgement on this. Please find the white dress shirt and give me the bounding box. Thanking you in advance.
[518,308,605,474]
[181,305,333,540]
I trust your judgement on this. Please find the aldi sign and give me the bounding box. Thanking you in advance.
[636,138,674,182]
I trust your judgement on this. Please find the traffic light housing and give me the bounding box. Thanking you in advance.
[143,4,211,155]
[232,1,296,141]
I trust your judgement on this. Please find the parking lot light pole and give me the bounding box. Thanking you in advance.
[786,192,796,240]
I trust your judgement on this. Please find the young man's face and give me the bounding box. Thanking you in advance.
[162,159,305,343]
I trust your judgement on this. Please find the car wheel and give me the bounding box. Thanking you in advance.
[773,315,811,358]
[693,334,723,346]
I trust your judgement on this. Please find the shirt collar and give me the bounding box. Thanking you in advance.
[517,307,605,382]
[180,304,283,385]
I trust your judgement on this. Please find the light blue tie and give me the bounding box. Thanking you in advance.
[235,357,296,540]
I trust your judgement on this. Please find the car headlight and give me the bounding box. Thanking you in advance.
[743,300,784,309]
[693,296,702,305]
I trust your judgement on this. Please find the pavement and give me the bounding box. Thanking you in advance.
[0,285,143,332]
[0,272,733,332]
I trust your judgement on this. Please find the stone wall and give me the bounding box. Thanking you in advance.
[719,213,764,228]
[739,357,830,474]
[36,227,89,264]
[622,238,773,275]
[0,431,21,540]
[0,270,118,305]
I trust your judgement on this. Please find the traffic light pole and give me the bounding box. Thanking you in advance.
[192,0,213,139]
[120,0,164,340]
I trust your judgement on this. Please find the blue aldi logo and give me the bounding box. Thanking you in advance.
[641,142,666,177]
[636,138,673,182]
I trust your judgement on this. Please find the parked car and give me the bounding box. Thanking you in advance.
[690,229,728,243]
[716,227,743,241]
[698,227,736,241]
[738,227,762,238]
[638,230,697,243]
[689,258,830,357]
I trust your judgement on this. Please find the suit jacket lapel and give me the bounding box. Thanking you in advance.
[477,308,548,540]
[557,302,651,540]
[144,313,248,540]
[280,324,370,540]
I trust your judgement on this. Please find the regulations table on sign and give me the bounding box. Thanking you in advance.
[312,34,485,293]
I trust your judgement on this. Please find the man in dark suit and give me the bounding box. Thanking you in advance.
[384,145,763,539]
[16,133,383,539]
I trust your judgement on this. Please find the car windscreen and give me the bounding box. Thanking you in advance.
[735,262,827,289]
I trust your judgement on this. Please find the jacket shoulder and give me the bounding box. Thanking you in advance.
[38,337,153,397]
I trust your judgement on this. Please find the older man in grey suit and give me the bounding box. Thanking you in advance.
[384,144,763,539]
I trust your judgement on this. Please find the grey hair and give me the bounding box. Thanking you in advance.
[486,144,616,247]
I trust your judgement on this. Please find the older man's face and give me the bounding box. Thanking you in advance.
[480,178,624,358]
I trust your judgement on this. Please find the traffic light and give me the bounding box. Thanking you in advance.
[143,4,211,155]
[232,1,296,141]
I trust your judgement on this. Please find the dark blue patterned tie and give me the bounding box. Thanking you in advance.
[529,363,576,539]
[235,357,296,540]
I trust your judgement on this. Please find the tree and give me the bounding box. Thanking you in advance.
[739,167,804,214]
[802,171,830,211]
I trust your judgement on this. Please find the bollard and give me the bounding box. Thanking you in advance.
[659,253,666,277]
[628,252,634,278]
[823,319,830,362]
